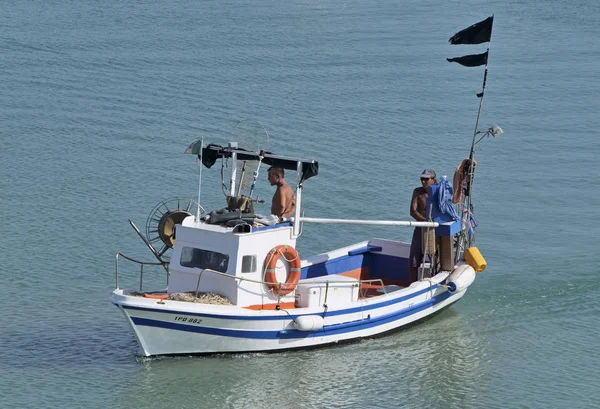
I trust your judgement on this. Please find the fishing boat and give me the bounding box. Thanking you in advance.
[110,17,500,356]
[110,136,490,356]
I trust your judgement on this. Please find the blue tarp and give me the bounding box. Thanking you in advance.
[437,177,460,221]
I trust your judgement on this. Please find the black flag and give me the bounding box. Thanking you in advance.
[447,51,488,67]
[449,16,493,45]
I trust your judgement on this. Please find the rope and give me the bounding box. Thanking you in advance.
[264,246,299,267]
[422,277,436,297]
[419,206,436,279]
[281,308,298,325]
[423,228,436,255]
[275,247,299,263]
[262,246,300,294]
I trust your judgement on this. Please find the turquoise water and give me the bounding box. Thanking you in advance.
[2,1,599,408]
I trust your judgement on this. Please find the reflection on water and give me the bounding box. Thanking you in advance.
[121,309,487,409]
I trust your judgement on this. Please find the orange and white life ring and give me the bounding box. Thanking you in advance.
[263,245,301,295]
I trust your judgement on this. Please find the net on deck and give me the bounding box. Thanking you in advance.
[168,291,232,305]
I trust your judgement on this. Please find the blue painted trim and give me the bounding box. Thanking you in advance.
[347,245,383,256]
[302,253,364,279]
[314,291,452,337]
[130,291,454,340]
[122,284,438,320]
[131,317,278,339]
[252,222,292,232]
[436,221,461,236]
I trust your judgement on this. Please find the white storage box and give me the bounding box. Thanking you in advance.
[295,275,360,308]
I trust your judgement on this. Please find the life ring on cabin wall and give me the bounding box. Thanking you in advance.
[263,245,301,295]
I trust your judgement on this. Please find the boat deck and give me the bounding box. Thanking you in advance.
[244,278,410,310]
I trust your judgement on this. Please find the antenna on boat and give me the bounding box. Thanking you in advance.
[236,161,247,196]
[248,150,264,199]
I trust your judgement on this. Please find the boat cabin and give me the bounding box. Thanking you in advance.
[166,142,318,307]
[168,217,300,306]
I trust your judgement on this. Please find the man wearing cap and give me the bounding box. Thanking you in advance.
[408,169,437,282]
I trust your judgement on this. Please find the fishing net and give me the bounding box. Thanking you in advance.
[129,291,232,305]
[168,292,232,305]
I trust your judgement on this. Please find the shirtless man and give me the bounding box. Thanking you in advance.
[408,169,437,282]
[267,167,296,218]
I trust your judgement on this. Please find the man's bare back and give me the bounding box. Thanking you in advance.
[267,167,296,218]
[271,183,295,218]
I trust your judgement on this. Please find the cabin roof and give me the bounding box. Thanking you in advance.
[185,142,319,182]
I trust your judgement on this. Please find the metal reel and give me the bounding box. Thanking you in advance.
[145,197,198,261]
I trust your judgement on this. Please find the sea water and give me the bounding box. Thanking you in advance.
[1,0,599,408]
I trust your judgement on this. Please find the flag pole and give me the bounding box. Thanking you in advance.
[468,34,493,164]
[462,15,494,249]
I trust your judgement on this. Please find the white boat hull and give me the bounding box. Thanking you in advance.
[111,273,466,356]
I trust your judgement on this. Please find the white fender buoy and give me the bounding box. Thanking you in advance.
[446,265,476,293]
[294,315,324,331]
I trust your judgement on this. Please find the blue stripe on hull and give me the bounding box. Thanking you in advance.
[122,284,439,321]
[280,291,452,338]
[130,291,454,340]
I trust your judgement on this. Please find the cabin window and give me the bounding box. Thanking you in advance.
[241,255,256,273]
[180,247,229,273]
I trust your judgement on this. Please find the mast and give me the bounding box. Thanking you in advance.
[464,18,494,247]
[447,15,495,254]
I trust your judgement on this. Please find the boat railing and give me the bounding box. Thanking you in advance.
[115,253,168,291]
[115,253,390,308]
[190,268,387,308]
[284,216,439,228]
